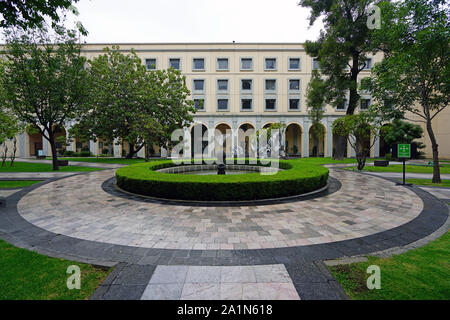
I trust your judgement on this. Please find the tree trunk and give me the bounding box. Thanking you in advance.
[126,143,135,159]
[333,135,347,160]
[426,117,441,183]
[49,133,59,171]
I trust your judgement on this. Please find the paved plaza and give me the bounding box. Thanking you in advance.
[0,165,448,300]
[17,169,423,250]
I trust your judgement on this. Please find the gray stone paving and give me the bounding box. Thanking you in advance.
[17,169,424,250]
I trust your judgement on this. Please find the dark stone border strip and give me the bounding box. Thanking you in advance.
[102,176,341,207]
[0,170,448,268]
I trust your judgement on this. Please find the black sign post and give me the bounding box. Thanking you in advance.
[396,144,412,186]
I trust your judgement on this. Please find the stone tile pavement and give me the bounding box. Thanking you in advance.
[17,169,424,250]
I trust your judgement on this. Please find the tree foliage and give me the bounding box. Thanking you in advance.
[333,112,380,170]
[74,46,195,158]
[0,26,89,170]
[299,0,380,115]
[380,119,425,155]
[0,0,80,30]
[369,0,449,182]
[306,70,326,156]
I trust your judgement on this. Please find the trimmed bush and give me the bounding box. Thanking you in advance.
[116,159,329,201]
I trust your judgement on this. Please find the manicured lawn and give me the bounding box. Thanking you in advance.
[295,157,377,165]
[343,164,450,174]
[54,157,148,165]
[329,232,450,300]
[0,180,42,189]
[401,179,450,187]
[0,162,101,172]
[0,239,110,300]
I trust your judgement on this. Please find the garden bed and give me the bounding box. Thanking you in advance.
[115,159,329,201]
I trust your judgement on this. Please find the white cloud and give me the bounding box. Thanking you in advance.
[73,0,323,43]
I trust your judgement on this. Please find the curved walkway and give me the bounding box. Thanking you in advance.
[0,166,448,300]
[18,169,423,250]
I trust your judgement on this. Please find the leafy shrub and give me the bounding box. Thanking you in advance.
[79,151,91,157]
[63,150,75,156]
[116,159,329,201]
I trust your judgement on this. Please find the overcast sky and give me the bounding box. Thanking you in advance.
[72,0,323,43]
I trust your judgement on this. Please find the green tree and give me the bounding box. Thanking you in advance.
[0,26,89,170]
[0,0,79,30]
[299,0,381,158]
[76,46,195,158]
[306,70,326,157]
[369,0,449,183]
[380,119,425,158]
[333,112,380,170]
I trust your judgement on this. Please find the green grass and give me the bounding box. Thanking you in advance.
[0,161,101,172]
[0,239,110,300]
[343,164,450,174]
[0,180,42,189]
[329,232,450,300]
[54,157,149,165]
[401,179,450,187]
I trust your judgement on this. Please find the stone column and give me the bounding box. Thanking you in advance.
[19,133,26,158]
[326,119,333,158]
[373,132,380,158]
[303,120,310,157]
[113,138,120,158]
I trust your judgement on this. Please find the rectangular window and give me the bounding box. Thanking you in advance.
[289,79,300,91]
[360,98,371,110]
[241,58,253,70]
[194,99,205,111]
[289,58,300,70]
[312,58,320,70]
[217,79,228,91]
[193,80,205,92]
[265,79,276,91]
[337,99,347,110]
[241,99,252,111]
[265,99,276,111]
[217,58,229,70]
[169,58,181,70]
[265,58,277,70]
[241,79,252,91]
[360,78,371,91]
[193,58,205,70]
[217,99,229,111]
[289,99,300,110]
[145,58,157,70]
[362,58,372,70]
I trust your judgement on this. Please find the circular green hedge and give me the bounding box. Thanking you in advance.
[115,159,329,201]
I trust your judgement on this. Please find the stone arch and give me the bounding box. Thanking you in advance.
[309,123,326,157]
[238,123,256,157]
[285,122,303,157]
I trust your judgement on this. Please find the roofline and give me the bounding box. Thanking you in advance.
[80,42,306,46]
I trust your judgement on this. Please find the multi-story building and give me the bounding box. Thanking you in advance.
[8,43,450,159]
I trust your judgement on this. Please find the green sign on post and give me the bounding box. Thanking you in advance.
[398,144,411,158]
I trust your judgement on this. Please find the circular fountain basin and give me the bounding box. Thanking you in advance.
[156,164,280,175]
